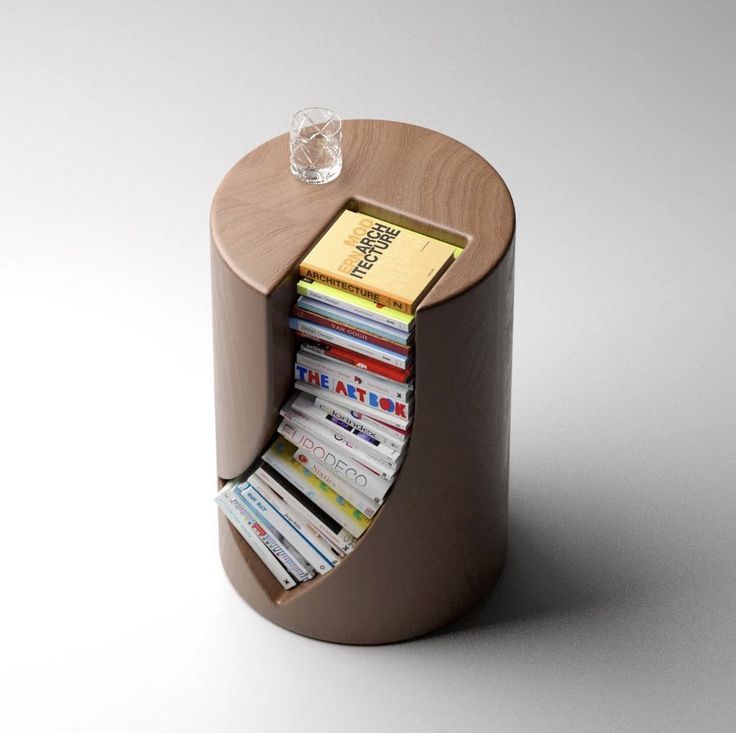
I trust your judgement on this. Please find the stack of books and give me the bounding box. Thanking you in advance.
[216,210,459,589]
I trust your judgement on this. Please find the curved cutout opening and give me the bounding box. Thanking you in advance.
[217,201,464,605]
[345,197,470,251]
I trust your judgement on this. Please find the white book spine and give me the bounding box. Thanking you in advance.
[227,485,314,583]
[241,481,334,574]
[261,451,369,539]
[280,408,398,477]
[254,467,355,554]
[248,473,342,564]
[278,419,393,499]
[215,488,297,589]
[288,393,402,462]
[279,414,394,481]
[311,393,407,449]
[293,448,383,512]
[290,317,410,370]
[296,381,411,431]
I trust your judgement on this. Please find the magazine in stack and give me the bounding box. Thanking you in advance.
[216,210,460,588]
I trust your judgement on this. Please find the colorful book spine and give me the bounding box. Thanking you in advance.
[290,317,411,369]
[300,341,412,383]
[215,484,297,589]
[296,381,411,431]
[309,392,407,450]
[279,409,398,478]
[239,481,335,574]
[296,348,413,403]
[292,448,381,517]
[254,464,355,555]
[296,296,412,345]
[293,362,411,422]
[293,306,411,355]
[288,392,403,461]
[278,420,394,499]
[297,278,415,332]
[262,437,372,539]
[300,264,399,312]
[233,482,315,581]
[247,472,342,564]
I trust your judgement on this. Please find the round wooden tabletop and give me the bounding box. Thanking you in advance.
[210,119,515,310]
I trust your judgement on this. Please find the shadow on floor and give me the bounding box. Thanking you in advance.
[437,505,656,635]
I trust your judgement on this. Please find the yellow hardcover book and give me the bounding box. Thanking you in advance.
[299,210,456,315]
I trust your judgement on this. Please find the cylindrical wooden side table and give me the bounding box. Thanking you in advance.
[210,120,515,644]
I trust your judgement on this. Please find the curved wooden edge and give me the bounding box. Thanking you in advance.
[210,120,515,309]
[214,240,515,644]
[219,513,507,645]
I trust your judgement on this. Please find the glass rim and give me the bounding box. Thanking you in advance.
[290,107,342,137]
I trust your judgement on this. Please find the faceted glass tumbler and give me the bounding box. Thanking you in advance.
[289,108,342,184]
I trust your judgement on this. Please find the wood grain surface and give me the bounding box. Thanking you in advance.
[211,120,515,643]
[211,119,514,307]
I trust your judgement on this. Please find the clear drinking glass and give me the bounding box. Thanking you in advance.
[289,107,342,184]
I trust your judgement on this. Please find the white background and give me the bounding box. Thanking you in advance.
[1,1,734,731]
